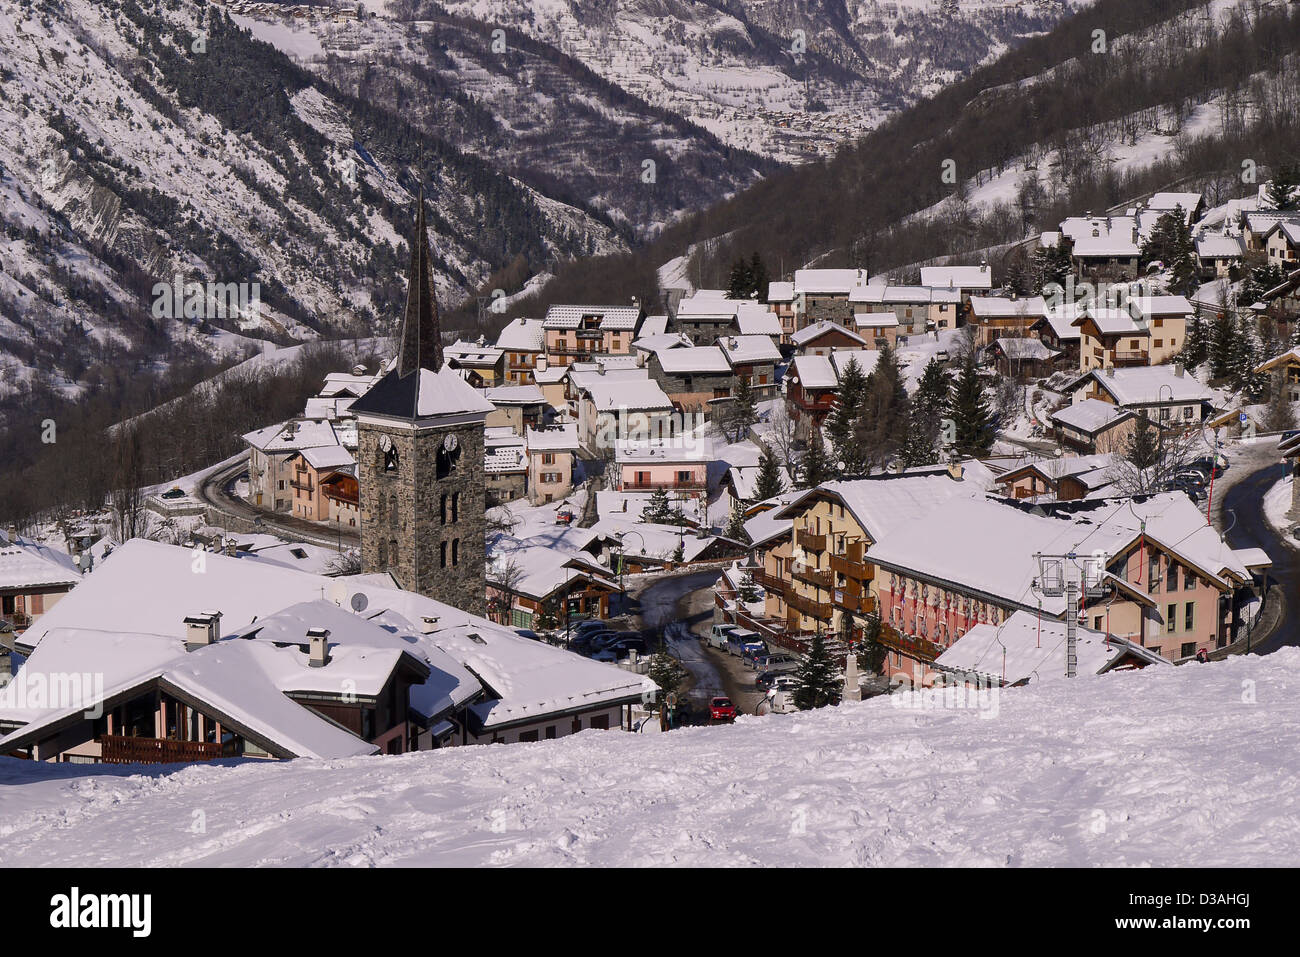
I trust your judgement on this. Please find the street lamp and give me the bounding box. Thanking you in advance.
[615,529,646,594]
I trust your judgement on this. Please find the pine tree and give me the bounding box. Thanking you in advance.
[1266,162,1300,212]
[726,257,753,300]
[724,372,759,442]
[1125,417,1161,471]
[792,633,841,710]
[1208,312,1239,381]
[641,487,673,523]
[901,357,950,466]
[723,499,750,542]
[749,252,770,302]
[1180,307,1210,369]
[1235,316,1268,400]
[949,351,993,457]
[1033,243,1072,296]
[797,428,833,489]
[854,614,887,675]
[1141,206,1197,294]
[826,355,867,467]
[856,342,909,470]
[646,651,687,711]
[754,444,786,500]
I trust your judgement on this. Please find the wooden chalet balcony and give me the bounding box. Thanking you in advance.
[290,479,314,492]
[99,735,229,765]
[792,564,832,589]
[752,570,788,594]
[1109,351,1149,367]
[830,553,873,581]
[548,344,602,357]
[878,626,944,664]
[622,479,708,491]
[832,586,876,615]
[2,611,32,631]
[786,590,832,621]
[796,528,826,552]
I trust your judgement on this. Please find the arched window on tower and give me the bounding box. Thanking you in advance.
[452,492,460,522]
[383,444,400,473]
[377,540,387,566]
[388,538,398,565]
[440,494,448,525]
[451,539,459,566]
[440,542,447,568]
[388,492,398,527]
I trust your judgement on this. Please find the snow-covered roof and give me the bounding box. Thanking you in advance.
[1130,295,1194,319]
[484,384,547,406]
[727,464,794,502]
[778,473,986,544]
[793,268,870,294]
[788,354,837,389]
[718,334,782,365]
[243,418,340,453]
[655,345,731,374]
[638,314,670,337]
[0,534,80,590]
[791,320,867,347]
[615,436,709,464]
[298,445,356,471]
[543,304,641,331]
[918,265,992,291]
[12,541,651,733]
[444,340,505,366]
[854,312,900,329]
[936,610,1167,684]
[1146,191,1201,213]
[484,441,527,474]
[1088,367,1212,406]
[734,303,783,337]
[526,423,581,453]
[495,317,545,352]
[318,372,378,398]
[633,332,693,354]
[766,281,795,302]
[1039,305,1083,341]
[1050,398,1133,434]
[676,290,742,318]
[349,364,497,421]
[582,377,675,413]
[829,349,881,380]
[992,338,1058,361]
[970,296,1047,320]
[1071,235,1140,258]
[1195,234,1245,259]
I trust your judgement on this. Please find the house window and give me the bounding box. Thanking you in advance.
[542,452,555,465]
[1184,602,1194,633]
[1166,603,1177,633]
[1181,642,1196,659]
[1167,562,1179,591]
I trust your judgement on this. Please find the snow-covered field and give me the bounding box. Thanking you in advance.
[3,649,1298,866]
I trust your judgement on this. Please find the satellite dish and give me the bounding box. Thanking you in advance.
[326,581,348,606]
[350,592,369,613]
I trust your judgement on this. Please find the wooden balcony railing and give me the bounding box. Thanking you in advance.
[1109,351,1149,367]
[99,735,228,765]
[796,528,826,552]
[830,554,874,580]
[833,589,876,614]
[792,564,832,589]
[2,611,32,631]
[786,591,832,621]
[752,570,787,594]
[878,626,944,663]
[621,479,707,491]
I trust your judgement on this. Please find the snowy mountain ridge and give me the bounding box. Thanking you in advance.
[3,648,1296,866]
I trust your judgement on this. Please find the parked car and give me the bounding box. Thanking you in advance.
[934,349,951,362]
[769,675,798,694]
[725,627,762,656]
[709,696,737,722]
[708,623,738,651]
[740,641,769,667]
[756,669,797,691]
[753,652,798,673]
[572,620,611,639]
[609,636,648,656]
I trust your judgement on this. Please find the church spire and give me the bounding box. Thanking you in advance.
[396,191,443,377]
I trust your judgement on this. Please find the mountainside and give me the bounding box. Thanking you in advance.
[0,0,625,409]
[3,647,1298,866]
[499,0,1300,315]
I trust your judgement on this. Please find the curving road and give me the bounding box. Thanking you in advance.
[197,454,358,550]
[1221,460,1297,654]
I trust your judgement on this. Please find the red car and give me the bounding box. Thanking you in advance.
[709,696,737,722]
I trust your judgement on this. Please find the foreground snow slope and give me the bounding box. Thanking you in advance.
[3,650,1298,867]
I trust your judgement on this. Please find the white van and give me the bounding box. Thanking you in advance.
[708,623,738,651]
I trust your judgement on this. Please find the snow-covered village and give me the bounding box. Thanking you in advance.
[0,0,1297,910]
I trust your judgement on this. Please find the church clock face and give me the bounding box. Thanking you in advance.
[443,433,459,453]
[380,435,399,472]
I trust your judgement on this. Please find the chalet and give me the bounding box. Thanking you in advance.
[590,517,745,571]
[287,445,356,522]
[989,336,1061,378]
[853,311,900,349]
[2,540,654,753]
[766,281,797,339]
[320,471,360,528]
[543,303,645,367]
[1060,215,1141,278]
[1145,191,1205,222]
[1072,365,1214,426]
[672,290,743,344]
[991,453,1120,502]
[614,437,709,496]
[790,320,868,356]
[243,418,343,513]
[1254,347,1300,403]
[1049,398,1138,454]
[851,284,962,335]
[571,367,676,450]
[792,268,872,327]
[526,424,581,505]
[484,384,549,435]
[1032,305,1082,363]
[484,429,528,506]
[0,531,80,635]
[1263,220,1300,268]
[1242,211,1300,253]
[785,350,880,441]
[968,295,1047,349]
[647,346,733,416]
[495,317,546,385]
[1070,295,1193,371]
[723,463,796,508]
[1195,233,1245,279]
[487,536,620,630]
[718,334,782,398]
[444,339,506,387]
[918,264,993,300]
[734,302,785,340]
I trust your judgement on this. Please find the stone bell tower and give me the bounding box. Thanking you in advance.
[348,195,494,614]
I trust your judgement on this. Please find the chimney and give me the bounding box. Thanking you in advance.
[1174,362,1185,377]
[1106,365,1116,377]
[225,537,236,557]
[729,337,738,349]
[5,525,17,543]
[537,356,548,371]
[948,460,965,481]
[631,296,640,311]
[420,615,441,635]
[184,611,222,651]
[307,627,331,668]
